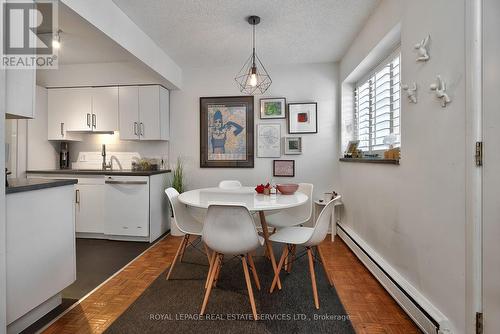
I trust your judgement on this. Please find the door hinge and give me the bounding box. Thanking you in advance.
[475,142,483,166]
[476,312,483,334]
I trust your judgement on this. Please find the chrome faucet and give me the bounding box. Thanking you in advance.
[101,144,112,170]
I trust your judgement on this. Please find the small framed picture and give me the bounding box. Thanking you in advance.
[346,140,359,154]
[257,123,281,158]
[288,102,318,134]
[273,160,295,177]
[260,98,286,119]
[284,137,302,155]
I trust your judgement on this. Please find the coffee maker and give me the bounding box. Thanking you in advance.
[59,142,70,169]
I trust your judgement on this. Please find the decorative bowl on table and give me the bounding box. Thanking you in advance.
[277,183,299,195]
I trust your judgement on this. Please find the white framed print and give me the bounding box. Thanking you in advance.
[284,137,302,155]
[288,102,318,134]
[257,123,281,158]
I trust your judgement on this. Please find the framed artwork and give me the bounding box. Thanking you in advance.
[284,137,302,155]
[288,102,318,134]
[273,160,295,177]
[260,98,286,119]
[200,96,254,168]
[257,123,281,158]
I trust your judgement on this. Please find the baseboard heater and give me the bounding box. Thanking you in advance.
[336,223,452,334]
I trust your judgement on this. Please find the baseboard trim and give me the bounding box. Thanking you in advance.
[336,223,452,334]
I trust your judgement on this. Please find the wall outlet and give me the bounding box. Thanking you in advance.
[79,154,86,162]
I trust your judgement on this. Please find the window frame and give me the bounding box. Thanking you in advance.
[354,47,401,154]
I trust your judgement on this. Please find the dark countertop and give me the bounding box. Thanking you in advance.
[26,169,171,176]
[6,178,78,194]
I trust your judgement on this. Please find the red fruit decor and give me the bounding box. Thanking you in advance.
[255,183,271,194]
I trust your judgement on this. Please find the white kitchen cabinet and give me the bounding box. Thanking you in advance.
[118,86,140,140]
[92,87,119,132]
[6,68,36,119]
[119,85,169,141]
[75,179,105,234]
[47,87,118,139]
[104,176,150,237]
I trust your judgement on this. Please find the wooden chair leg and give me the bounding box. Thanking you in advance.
[166,235,188,280]
[205,250,217,289]
[203,243,212,264]
[242,255,258,321]
[307,247,320,309]
[287,245,296,273]
[247,253,261,291]
[213,254,223,287]
[200,253,220,315]
[270,245,289,293]
[179,234,190,262]
[316,245,333,286]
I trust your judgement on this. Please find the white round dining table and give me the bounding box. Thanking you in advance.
[178,186,309,291]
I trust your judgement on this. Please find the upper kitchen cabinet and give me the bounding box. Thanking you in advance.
[6,68,36,119]
[47,87,119,140]
[92,87,119,132]
[118,85,170,141]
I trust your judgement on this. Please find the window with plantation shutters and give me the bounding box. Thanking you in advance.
[354,52,401,152]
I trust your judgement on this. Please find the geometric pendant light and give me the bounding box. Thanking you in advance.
[234,15,272,95]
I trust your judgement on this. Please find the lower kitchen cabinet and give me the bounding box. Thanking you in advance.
[27,172,170,242]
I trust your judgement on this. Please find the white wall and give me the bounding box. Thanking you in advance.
[27,87,58,170]
[169,62,339,199]
[338,0,466,333]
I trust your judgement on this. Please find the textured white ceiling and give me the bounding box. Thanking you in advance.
[112,0,380,68]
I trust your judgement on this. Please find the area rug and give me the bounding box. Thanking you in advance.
[105,244,355,334]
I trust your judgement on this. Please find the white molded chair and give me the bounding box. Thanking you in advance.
[268,196,340,309]
[165,187,209,280]
[265,183,313,229]
[201,204,262,320]
[218,180,243,189]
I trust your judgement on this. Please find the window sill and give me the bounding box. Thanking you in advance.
[339,158,400,165]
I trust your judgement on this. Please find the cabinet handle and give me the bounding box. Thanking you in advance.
[75,189,80,204]
[133,122,138,135]
[60,123,64,137]
[87,113,91,128]
[105,180,148,185]
[140,122,144,136]
[92,114,96,128]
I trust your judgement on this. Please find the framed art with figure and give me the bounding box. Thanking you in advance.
[200,96,254,168]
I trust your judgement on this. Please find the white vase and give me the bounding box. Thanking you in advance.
[169,216,184,236]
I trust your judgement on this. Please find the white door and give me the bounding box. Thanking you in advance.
[92,87,118,132]
[483,0,500,332]
[104,176,149,237]
[75,183,104,234]
[138,86,161,140]
[118,86,140,140]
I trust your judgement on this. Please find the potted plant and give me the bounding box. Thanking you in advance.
[169,157,184,236]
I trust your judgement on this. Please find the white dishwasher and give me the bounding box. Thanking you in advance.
[104,175,150,237]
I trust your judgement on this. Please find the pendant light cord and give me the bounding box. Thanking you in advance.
[252,23,256,67]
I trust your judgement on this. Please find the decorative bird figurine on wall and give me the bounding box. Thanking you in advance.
[414,35,430,62]
[401,82,418,103]
[430,75,451,107]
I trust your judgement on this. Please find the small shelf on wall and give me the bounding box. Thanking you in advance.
[339,158,400,165]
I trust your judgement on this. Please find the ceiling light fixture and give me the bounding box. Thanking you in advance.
[235,16,272,95]
[52,29,62,49]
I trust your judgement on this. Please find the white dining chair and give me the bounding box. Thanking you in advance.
[268,196,340,309]
[218,180,243,189]
[265,183,314,229]
[165,187,210,280]
[200,204,262,320]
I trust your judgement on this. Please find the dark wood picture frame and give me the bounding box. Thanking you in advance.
[287,102,318,134]
[200,96,254,168]
[273,160,295,177]
[259,97,286,119]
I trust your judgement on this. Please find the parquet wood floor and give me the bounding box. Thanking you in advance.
[42,235,421,334]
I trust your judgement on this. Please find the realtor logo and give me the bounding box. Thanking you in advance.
[2,0,58,69]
